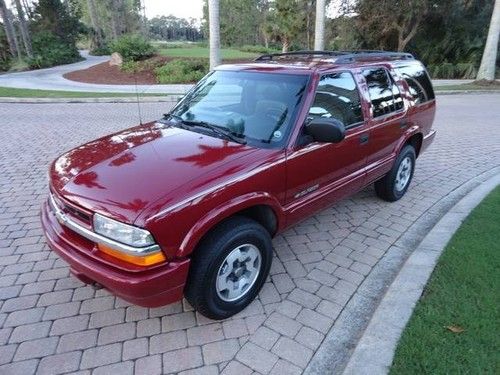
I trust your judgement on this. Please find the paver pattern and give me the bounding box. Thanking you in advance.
[1,95,499,374]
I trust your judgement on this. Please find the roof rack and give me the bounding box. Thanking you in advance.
[255,50,414,63]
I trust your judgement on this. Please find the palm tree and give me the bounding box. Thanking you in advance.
[208,0,221,69]
[14,0,32,58]
[314,0,326,50]
[477,0,499,81]
[0,0,21,60]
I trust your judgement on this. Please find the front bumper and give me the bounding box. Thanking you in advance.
[41,200,190,307]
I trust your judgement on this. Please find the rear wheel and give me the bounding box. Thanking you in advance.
[185,216,273,320]
[375,145,416,202]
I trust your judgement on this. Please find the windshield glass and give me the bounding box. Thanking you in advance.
[169,70,309,147]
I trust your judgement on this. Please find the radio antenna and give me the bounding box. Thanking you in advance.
[134,75,143,125]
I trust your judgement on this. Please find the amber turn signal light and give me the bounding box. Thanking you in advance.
[98,244,166,266]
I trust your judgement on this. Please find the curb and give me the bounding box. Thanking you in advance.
[435,90,500,95]
[0,96,181,104]
[343,172,500,374]
[305,166,500,375]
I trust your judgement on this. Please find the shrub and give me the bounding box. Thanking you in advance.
[110,34,155,62]
[427,62,477,79]
[238,45,280,54]
[120,60,140,73]
[119,57,165,74]
[90,45,111,56]
[155,59,209,84]
[0,28,11,71]
[27,31,81,69]
[0,58,11,72]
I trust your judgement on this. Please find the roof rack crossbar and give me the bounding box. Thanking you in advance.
[255,50,348,61]
[335,51,414,63]
[255,50,415,63]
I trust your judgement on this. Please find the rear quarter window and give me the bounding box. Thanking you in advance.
[363,68,404,118]
[396,63,435,104]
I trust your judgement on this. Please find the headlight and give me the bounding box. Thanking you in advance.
[93,213,155,247]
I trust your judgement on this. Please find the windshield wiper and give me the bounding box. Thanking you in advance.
[161,114,246,145]
[162,113,184,123]
[186,120,246,145]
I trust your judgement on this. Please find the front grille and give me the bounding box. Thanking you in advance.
[51,192,92,226]
[64,205,91,223]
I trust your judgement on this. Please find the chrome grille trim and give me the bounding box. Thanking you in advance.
[48,193,161,256]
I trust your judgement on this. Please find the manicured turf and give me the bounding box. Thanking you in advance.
[390,186,500,374]
[434,84,500,91]
[0,87,167,98]
[158,46,257,60]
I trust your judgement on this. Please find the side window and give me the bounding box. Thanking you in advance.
[396,64,435,104]
[363,68,404,117]
[308,72,364,127]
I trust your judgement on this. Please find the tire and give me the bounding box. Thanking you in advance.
[184,216,273,320]
[375,144,416,202]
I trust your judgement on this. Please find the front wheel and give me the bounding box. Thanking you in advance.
[185,216,273,320]
[375,145,416,202]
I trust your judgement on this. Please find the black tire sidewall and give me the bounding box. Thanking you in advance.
[391,145,416,200]
[205,229,271,316]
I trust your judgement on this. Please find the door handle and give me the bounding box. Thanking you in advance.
[360,133,369,145]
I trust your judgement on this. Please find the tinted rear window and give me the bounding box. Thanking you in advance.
[396,64,435,104]
[363,68,404,118]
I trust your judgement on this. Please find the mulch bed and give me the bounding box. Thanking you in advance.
[63,56,256,85]
[63,57,173,85]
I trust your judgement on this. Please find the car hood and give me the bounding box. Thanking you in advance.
[50,121,258,224]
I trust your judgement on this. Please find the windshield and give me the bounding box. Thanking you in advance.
[169,70,309,147]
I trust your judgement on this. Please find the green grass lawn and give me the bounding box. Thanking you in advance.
[434,83,500,91]
[0,87,168,98]
[158,46,257,60]
[390,186,500,374]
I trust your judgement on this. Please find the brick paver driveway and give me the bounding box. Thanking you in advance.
[1,94,499,374]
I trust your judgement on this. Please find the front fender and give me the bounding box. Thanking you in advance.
[176,192,284,258]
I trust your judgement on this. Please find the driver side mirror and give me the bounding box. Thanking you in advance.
[306,118,346,143]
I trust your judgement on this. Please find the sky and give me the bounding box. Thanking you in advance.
[142,0,357,21]
[144,0,204,20]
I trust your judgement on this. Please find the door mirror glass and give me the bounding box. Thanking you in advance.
[306,118,346,143]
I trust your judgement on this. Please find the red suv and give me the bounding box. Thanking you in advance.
[41,51,436,319]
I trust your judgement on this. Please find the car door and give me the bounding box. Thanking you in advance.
[284,71,370,226]
[361,66,408,184]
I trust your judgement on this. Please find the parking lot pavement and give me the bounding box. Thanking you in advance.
[1,94,499,374]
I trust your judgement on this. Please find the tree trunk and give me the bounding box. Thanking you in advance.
[208,0,221,69]
[137,0,148,37]
[86,0,104,47]
[477,0,500,81]
[396,20,420,52]
[314,0,326,50]
[306,5,310,49]
[109,0,125,39]
[14,0,32,58]
[21,0,31,18]
[0,0,21,59]
[282,36,289,52]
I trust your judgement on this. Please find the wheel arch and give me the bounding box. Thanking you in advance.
[404,132,423,157]
[176,194,282,258]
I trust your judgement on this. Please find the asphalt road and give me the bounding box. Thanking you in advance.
[0,94,499,374]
